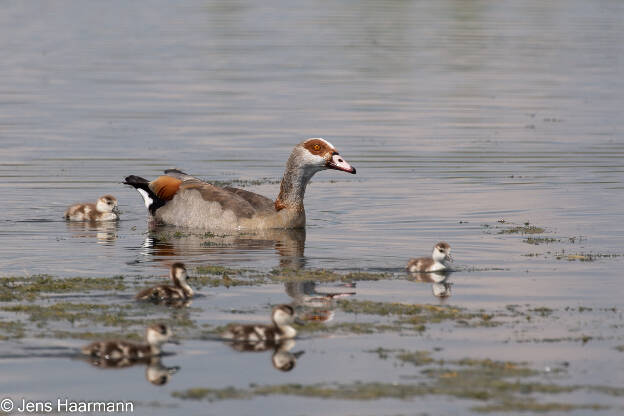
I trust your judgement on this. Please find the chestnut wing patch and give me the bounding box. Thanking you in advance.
[149,176,182,201]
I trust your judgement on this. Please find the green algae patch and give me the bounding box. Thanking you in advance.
[0,319,25,340]
[194,265,266,288]
[172,382,430,401]
[0,275,126,302]
[482,221,546,235]
[498,225,545,235]
[336,299,496,329]
[196,265,243,276]
[396,350,435,366]
[338,299,464,318]
[171,352,618,412]
[269,268,391,283]
[423,361,537,380]
[149,230,191,242]
[371,349,534,376]
[554,252,621,261]
[1,302,197,335]
[529,306,554,317]
[172,387,251,401]
[193,274,266,288]
[516,335,600,344]
[296,321,403,335]
[523,237,559,245]
[193,264,392,285]
[472,400,608,413]
[171,378,615,408]
[1,303,138,326]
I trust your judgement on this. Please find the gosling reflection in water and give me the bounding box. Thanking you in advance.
[65,220,119,244]
[227,339,304,372]
[81,355,180,386]
[408,271,452,299]
[285,281,356,323]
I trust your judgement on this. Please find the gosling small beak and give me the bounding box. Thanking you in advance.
[293,350,305,359]
[112,207,121,215]
[447,254,453,263]
[327,153,356,174]
[167,366,180,375]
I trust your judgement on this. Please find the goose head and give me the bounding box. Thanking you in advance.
[294,138,356,175]
[276,138,356,211]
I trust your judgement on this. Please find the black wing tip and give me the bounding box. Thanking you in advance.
[123,175,149,186]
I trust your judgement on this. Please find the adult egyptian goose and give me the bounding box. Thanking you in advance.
[65,195,119,221]
[406,242,453,273]
[123,138,356,230]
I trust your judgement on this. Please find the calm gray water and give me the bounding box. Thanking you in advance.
[1,0,623,415]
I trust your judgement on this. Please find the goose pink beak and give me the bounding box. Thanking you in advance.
[327,154,356,174]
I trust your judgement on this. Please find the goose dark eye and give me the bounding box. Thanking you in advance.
[313,144,321,151]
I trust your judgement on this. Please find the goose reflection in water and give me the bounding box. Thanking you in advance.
[65,220,119,244]
[80,355,180,386]
[408,271,452,300]
[140,226,306,270]
[285,281,356,323]
[226,339,304,372]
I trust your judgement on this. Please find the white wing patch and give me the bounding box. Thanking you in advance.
[137,189,153,209]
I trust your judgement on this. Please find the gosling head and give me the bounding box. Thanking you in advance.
[146,323,173,347]
[170,262,188,283]
[95,195,119,214]
[271,304,296,327]
[170,262,193,297]
[432,242,452,264]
